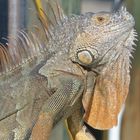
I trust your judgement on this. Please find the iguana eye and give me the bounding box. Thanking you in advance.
[77,50,94,65]
[92,14,110,25]
[97,16,105,22]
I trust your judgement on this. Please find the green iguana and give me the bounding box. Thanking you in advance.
[0,0,137,140]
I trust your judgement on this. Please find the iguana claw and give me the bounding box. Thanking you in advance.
[75,126,96,140]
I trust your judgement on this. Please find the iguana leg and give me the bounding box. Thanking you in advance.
[66,102,83,140]
[74,72,96,140]
[67,71,97,140]
[67,110,96,140]
[31,74,84,140]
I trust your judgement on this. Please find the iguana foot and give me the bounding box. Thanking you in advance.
[75,126,96,140]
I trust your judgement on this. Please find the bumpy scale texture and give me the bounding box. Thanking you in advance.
[0,0,137,140]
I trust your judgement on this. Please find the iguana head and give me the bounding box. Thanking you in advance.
[70,7,136,72]
[70,7,137,130]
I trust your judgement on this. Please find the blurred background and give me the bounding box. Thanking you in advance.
[0,0,139,140]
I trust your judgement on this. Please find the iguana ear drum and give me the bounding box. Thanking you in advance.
[77,50,94,65]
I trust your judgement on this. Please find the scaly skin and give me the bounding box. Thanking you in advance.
[0,0,137,139]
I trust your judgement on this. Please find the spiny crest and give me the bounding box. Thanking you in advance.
[0,31,44,76]
[0,0,66,76]
[34,0,67,39]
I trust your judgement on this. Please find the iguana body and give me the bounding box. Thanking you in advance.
[0,0,137,140]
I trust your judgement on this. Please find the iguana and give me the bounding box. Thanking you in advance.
[0,0,137,140]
